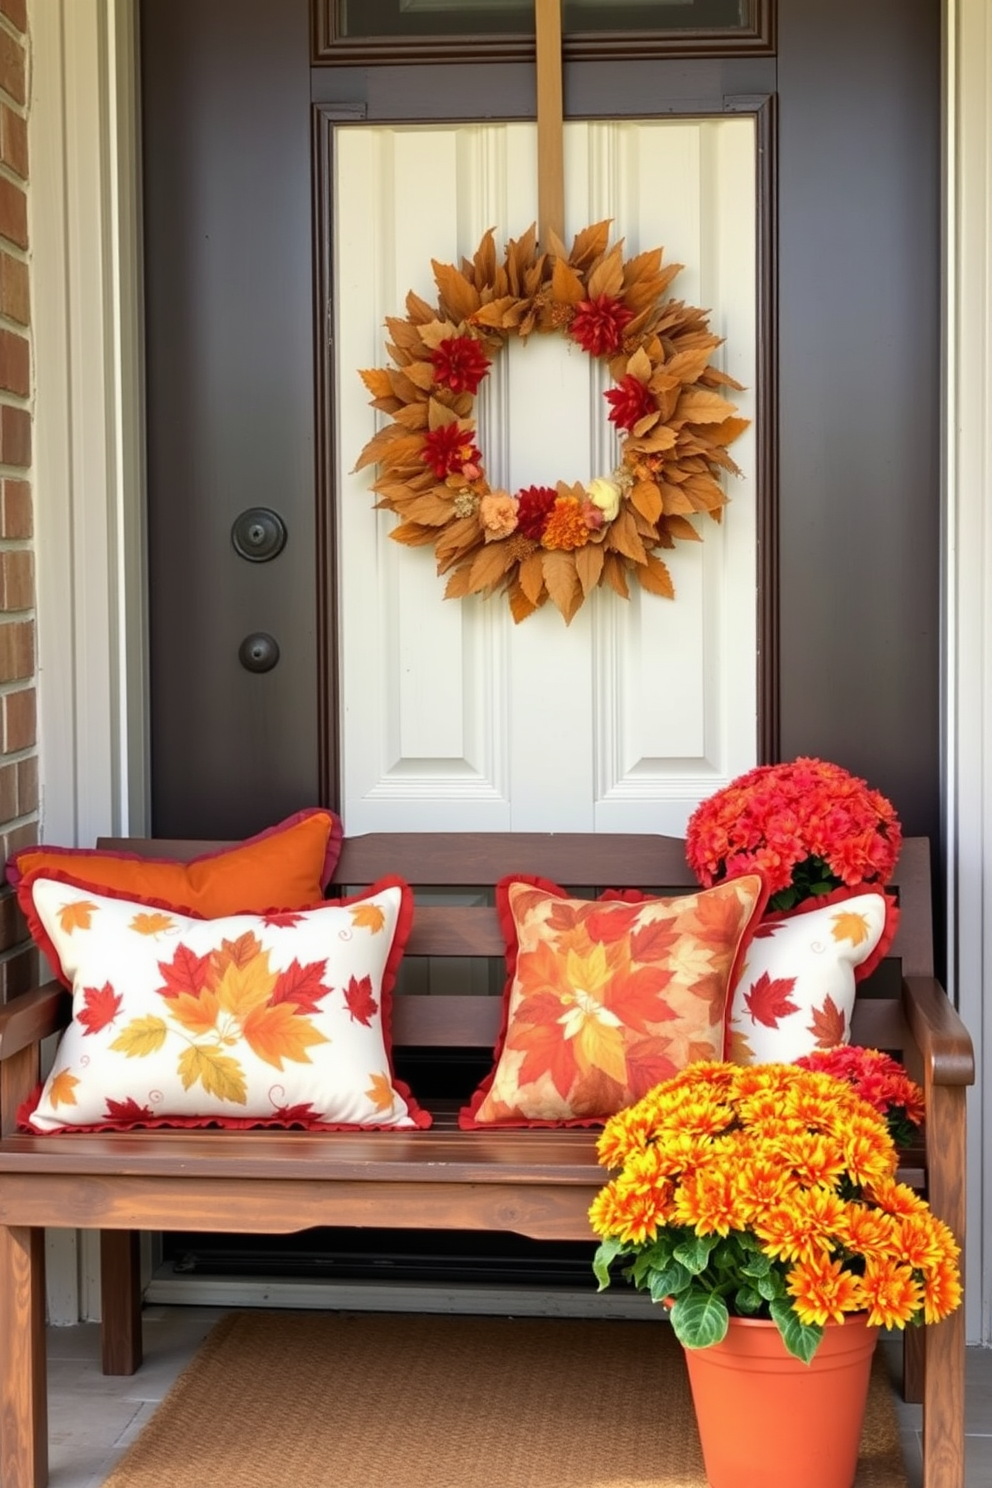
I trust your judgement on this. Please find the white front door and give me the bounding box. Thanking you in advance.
[335,118,758,834]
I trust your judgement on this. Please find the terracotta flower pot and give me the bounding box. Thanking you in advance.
[681,1313,878,1488]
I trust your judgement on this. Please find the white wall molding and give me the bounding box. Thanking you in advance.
[944,0,990,1344]
[28,0,147,1324]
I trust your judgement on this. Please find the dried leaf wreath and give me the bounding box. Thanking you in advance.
[355,220,749,624]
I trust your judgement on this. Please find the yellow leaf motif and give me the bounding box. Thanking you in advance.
[58,900,99,934]
[366,1071,396,1114]
[130,911,175,936]
[168,990,221,1038]
[830,911,872,947]
[242,1003,329,1070]
[177,1045,247,1104]
[350,903,386,934]
[48,1069,80,1109]
[110,1015,168,1058]
[214,953,277,1020]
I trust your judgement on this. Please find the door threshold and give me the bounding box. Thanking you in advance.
[145,1269,659,1320]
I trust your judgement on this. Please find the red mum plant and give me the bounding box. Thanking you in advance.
[795,1046,925,1149]
[421,423,483,481]
[570,293,634,356]
[604,374,656,432]
[685,757,902,913]
[430,335,491,395]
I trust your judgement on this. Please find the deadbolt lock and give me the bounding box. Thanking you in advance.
[231,507,287,562]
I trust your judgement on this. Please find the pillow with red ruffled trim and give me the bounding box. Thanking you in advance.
[727,886,899,1067]
[459,872,767,1129]
[6,809,343,973]
[19,872,429,1133]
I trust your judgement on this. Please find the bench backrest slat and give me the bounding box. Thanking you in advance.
[95,831,931,1058]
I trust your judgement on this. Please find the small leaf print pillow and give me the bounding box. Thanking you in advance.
[20,873,430,1132]
[460,872,766,1128]
[727,887,899,1067]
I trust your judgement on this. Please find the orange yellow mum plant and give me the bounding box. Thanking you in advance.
[590,1060,961,1363]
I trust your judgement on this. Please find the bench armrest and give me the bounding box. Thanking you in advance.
[0,981,70,1062]
[901,975,975,1087]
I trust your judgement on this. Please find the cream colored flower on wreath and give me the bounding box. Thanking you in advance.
[586,476,622,522]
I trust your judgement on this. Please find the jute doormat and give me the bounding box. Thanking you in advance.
[101,1310,909,1488]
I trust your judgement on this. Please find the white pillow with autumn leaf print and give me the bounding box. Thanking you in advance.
[727,887,898,1067]
[20,873,429,1132]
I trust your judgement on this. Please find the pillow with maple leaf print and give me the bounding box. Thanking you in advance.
[459,872,767,1129]
[727,886,899,1067]
[19,871,430,1133]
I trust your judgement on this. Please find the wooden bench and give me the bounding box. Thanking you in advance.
[0,831,974,1488]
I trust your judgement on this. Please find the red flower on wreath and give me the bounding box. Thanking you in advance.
[570,294,634,356]
[605,374,655,432]
[515,484,558,541]
[430,336,491,395]
[421,423,483,480]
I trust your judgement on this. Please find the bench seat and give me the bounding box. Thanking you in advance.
[0,830,974,1488]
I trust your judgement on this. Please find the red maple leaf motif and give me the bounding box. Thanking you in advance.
[581,904,637,946]
[808,993,848,1048]
[156,943,212,1000]
[343,974,378,1026]
[743,971,800,1028]
[624,1036,679,1095]
[103,1097,154,1123]
[270,957,330,1013]
[514,1014,576,1101]
[262,911,307,929]
[629,917,681,964]
[270,1102,320,1126]
[78,982,123,1035]
[604,965,677,1033]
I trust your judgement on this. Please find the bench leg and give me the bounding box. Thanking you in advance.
[0,1224,48,1488]
[920,1309,966,1488]
[100,1230,143,1375]
[902,1321,924,1404]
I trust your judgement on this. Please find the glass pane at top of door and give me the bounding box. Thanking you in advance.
[335,0,752,40]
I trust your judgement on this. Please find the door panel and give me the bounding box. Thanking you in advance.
[140,0,319,839]
[333,118,758,833]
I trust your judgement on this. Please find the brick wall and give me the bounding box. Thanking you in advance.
[0,0,37,1001]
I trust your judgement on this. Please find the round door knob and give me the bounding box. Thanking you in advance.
[238,632,280,673]
[231,507,287,562]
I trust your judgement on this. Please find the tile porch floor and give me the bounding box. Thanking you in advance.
[46,1305,992,1488]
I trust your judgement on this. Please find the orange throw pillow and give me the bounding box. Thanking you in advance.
[459,872,767,1129]
[7,808,343,979]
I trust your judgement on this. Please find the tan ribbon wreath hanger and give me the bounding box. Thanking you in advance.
[356,0,748,623]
